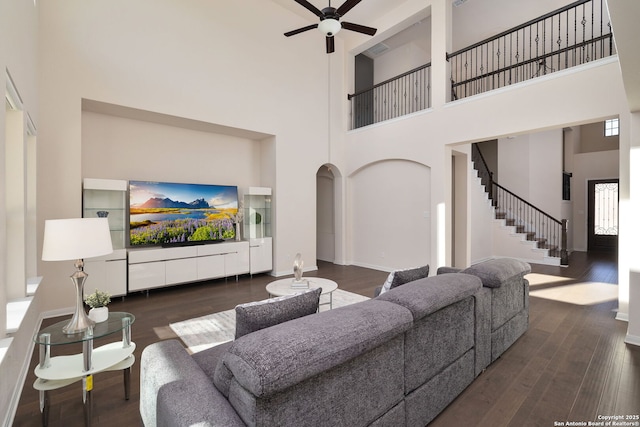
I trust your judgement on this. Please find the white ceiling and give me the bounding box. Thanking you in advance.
[270,0,408,29]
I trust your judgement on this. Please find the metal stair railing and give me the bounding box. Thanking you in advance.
[472,144,568,265]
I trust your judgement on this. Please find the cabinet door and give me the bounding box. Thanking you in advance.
[197,254,225,280]
[166,258,198,285]
[83,260,107,296]
[129,262,165,291]
[85,258,127,297]
[236,244,250,275]
[250,237,273,274]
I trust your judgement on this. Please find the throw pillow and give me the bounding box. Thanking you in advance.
[234,287,322,339]
[377,271,397,295]
[390,265,430,289]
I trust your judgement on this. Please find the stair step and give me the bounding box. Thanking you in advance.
[495,212,506,219]
[505,219,516,226]
[538,243,558,250]
[515,225,525,233]
[526,232,536,240]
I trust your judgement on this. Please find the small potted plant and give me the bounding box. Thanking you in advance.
[84,289,111,323]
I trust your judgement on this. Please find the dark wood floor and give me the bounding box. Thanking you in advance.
[13,251,639,426]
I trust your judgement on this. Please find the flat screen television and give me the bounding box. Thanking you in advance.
[129,180,239,247]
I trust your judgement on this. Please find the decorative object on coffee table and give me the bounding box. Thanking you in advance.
[291,253,309,289]
[267,277,338,309]
[85,289,111,323]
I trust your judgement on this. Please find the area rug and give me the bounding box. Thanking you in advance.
[170,289,370,353]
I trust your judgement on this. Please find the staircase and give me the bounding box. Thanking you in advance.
[472,144,568,266]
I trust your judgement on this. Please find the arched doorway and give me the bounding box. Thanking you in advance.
[316,165,336,263]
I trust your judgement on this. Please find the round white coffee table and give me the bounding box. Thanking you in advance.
[266,277,338,309]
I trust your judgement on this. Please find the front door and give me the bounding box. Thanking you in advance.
[587,179,619,251]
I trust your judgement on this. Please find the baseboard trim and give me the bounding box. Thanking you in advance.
[616,312,629,322]
[350,261,392,273]
[624,333,640,347]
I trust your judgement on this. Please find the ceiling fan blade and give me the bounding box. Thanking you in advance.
[336,0,363,17]
[294,0,324,18]
[284,24,318,37]
[341,21,377,36]
[326,36,335,54]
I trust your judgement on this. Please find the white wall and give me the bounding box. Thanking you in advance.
[571,150,619,251]
[469,161,496,265]
[498,136,531,199]
[37,0,338,311]
[0,1,40,424]
[346,58,628,272]
[496,129,563,220]
[452,0,588,51]
[529,129,564,219]
[81,111,262,187]
[374,40,430,84]
[349,159,431,271]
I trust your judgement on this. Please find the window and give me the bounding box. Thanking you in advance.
[604,118,619,136]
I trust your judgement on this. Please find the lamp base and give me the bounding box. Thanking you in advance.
[62,307,95,335]
[63,260,95,335]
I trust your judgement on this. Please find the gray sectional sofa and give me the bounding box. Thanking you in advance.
[140,258,531,427]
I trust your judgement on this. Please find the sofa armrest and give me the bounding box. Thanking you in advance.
[157,377,245,427]
[140,339,244,427]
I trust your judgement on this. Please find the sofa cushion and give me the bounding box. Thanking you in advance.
[221,299,413,398]
[461,258,531,288]
[234,287,321,339]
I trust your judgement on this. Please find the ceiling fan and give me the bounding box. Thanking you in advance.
[284,0,377,54]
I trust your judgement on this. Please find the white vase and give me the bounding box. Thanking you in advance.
[88,306,109,323]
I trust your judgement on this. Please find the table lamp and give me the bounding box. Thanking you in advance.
[42,218,113,334]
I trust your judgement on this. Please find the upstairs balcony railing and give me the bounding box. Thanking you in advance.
[447,0,615,100]
[348,63,431,130]
[348,0,615,129]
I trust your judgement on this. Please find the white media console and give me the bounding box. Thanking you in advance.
[83,179,273,295]
[128,241,250,292]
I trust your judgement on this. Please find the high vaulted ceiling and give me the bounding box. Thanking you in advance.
[270,0,409,29]
[271,0,640,113]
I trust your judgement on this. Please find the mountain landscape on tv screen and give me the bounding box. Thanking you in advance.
[128,181,238,246]
[139,197,210,209]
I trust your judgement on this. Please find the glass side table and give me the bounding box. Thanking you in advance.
[33,312,136,427]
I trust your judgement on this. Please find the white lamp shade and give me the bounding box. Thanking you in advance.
[318,19,341,36]
[42,218,113,261]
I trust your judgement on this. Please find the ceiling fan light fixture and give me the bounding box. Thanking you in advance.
[318,18,341,37]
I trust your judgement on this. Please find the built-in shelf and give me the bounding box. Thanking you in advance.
[0,337,13,366]
[26,276,42,296]
[6,296,34,334]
